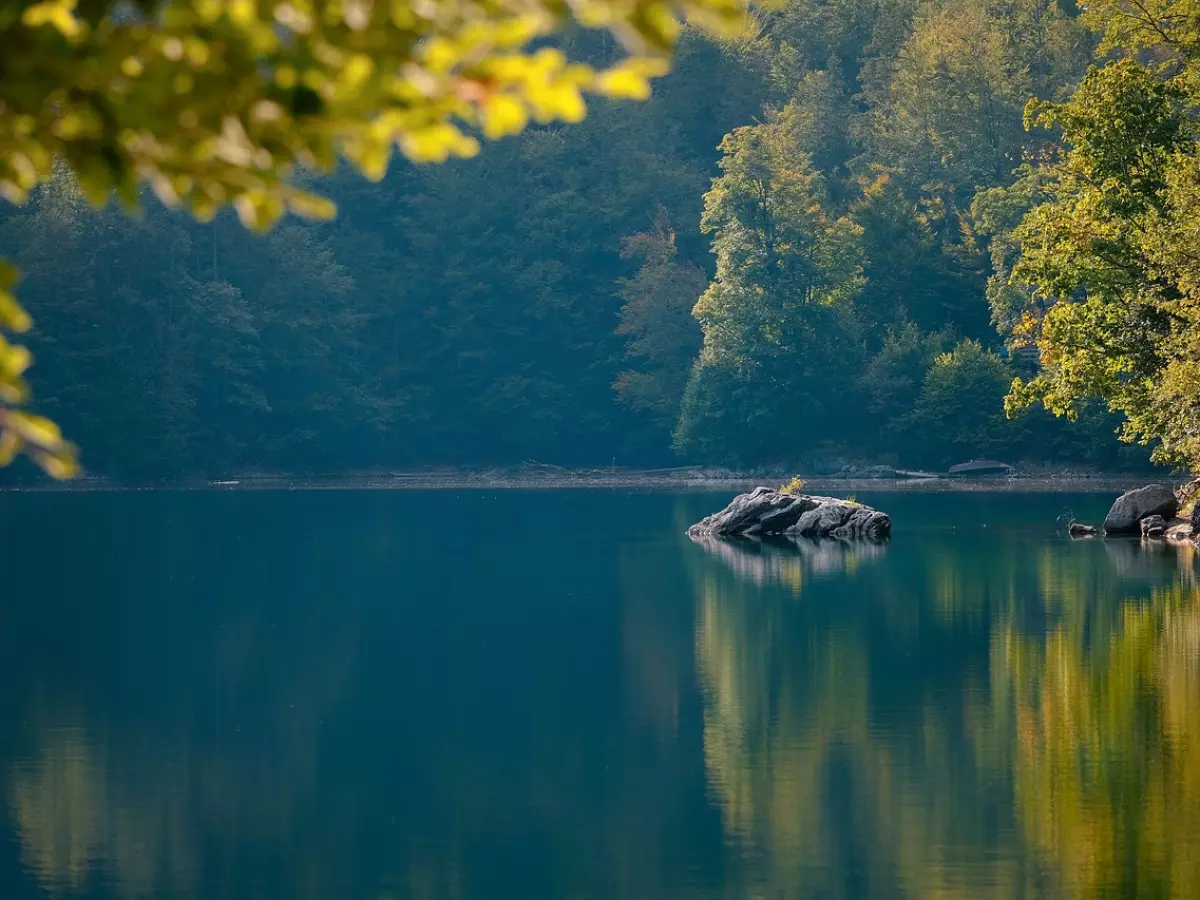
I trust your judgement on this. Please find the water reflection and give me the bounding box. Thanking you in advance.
[689,540,1027,897]
[687,534,886,589]
[685,505,1200,898]
[2,491,1200,900]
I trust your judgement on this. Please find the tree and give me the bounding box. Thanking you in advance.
[0,0,746,475]
[1002,58,1200,468]
[852,175,984,336]
[896,338,1019,464]
[613,207,706,432]
[859,321,956,429]
[674,118,864,463]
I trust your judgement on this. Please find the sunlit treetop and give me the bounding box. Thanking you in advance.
[0,0,751,476]
[1081,0,1200,63]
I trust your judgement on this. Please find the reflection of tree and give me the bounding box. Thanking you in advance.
[991,570,1200,899]
[8,490,1200,900]
[0,494,365,900]
[690,545,1028,899]
[8,618,358,900]
[687,514,1200,900]
[9,725,113,897]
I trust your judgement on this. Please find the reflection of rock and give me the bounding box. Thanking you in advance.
[688,533,886,587]
[688,487,891,539]
[1104,483,1179,534]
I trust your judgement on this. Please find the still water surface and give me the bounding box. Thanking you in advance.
[1,489,1198,899]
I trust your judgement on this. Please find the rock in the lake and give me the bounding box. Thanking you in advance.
[688,488,891,540]
[1104,483,1179,535]
[1165,521,1195,542]
[1141,514,1167,538]
[1068,521,1098,537]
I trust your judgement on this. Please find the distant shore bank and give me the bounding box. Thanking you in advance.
[0,467,1172,493]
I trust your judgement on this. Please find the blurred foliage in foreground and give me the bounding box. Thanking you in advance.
[0,0,745,476]
[5,0,1195,478]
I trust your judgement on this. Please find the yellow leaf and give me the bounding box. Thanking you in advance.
[399,124,479,163]
[287,191,338,220]
[275,66,299,89]
[0,289,33,333]
[228,0,257,27]
[32,447,80,480]
[0,342,33,376]
[22,0,84,38]
[74,158,112,207]
[594,57,669,100]
[595,67,651,100]
[0,431,19,467]
[342,54,374,89]
[0,372,30,404]
[5,411,64,450]
[185,37,211,67]
[352,137,392,180]
[480,94,528,139]
[537,82,586,123]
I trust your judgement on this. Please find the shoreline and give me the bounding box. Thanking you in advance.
[0,469,1170,494]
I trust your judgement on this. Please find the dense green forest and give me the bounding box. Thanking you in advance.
[0,0,1167,477]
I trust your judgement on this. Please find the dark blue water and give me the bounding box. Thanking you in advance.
[1,489,1197,899]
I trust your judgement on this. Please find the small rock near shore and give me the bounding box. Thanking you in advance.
[1165,521,1195,542]
[1141,515,1167,538]
[1104,484,1179,535]
[688,487,891,540]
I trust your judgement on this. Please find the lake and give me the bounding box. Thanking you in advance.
[1,488,1198,899]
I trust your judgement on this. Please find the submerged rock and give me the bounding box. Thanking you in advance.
[688,488,891,540]
[1104,484,1179,535]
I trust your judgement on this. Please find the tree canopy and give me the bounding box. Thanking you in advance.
[0,0,744,475]
[1,0,1186,479]
[997,0,1200,469]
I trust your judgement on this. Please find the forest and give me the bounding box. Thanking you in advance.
[0,0,1192,478]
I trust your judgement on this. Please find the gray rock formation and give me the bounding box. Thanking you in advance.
[688,487,891,540]
[1141,514,1167,538]
[1104,484,1179,535]
[1165,521,1195,542]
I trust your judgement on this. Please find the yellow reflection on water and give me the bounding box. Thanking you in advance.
[690,526,1200,899]
[9,722,198,899]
